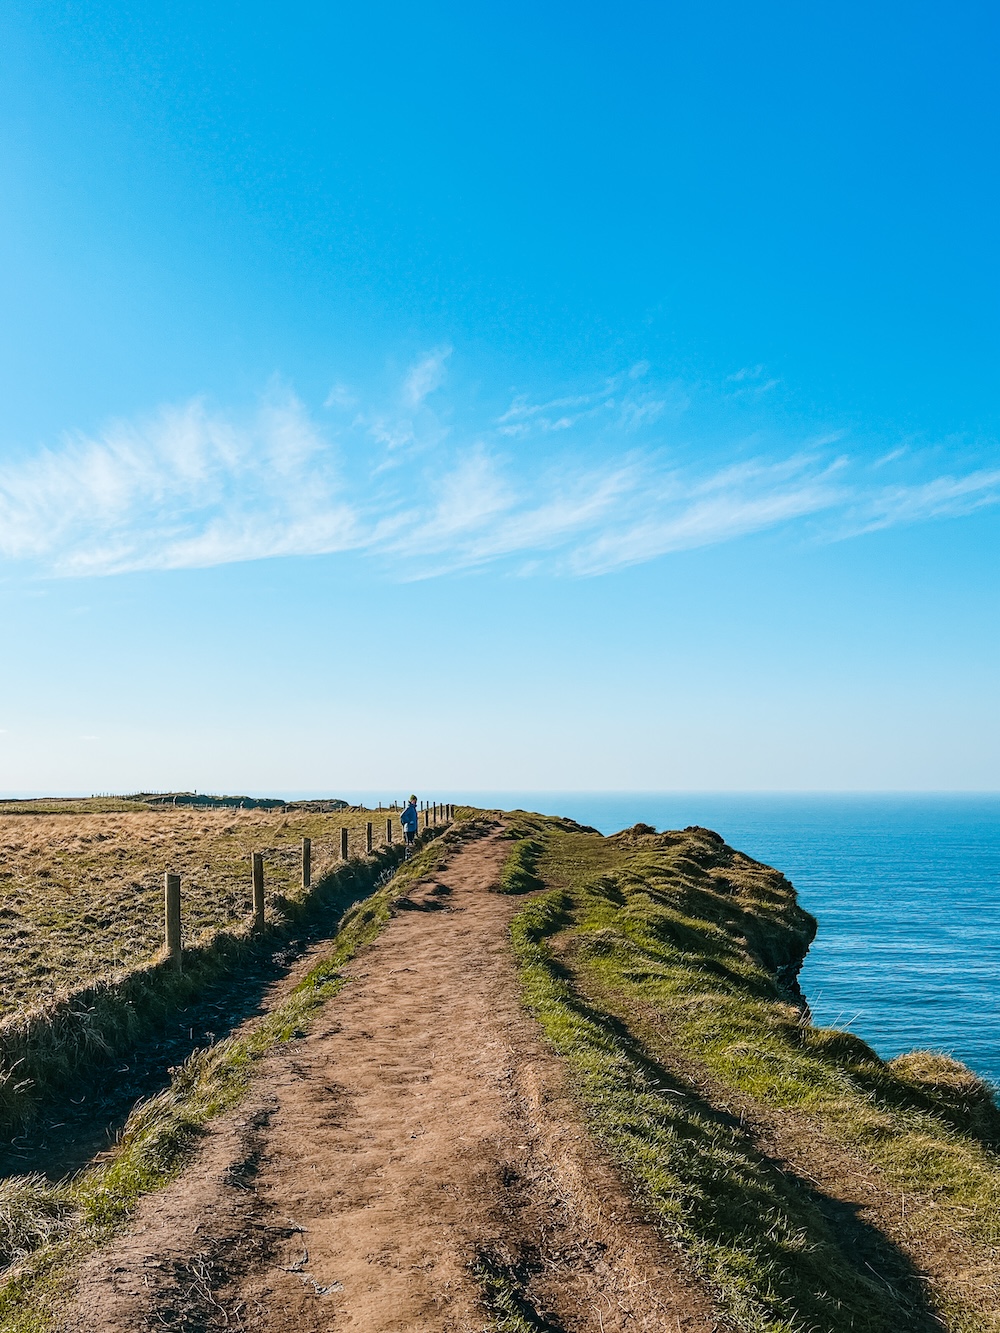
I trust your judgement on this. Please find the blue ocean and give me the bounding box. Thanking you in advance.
[435,793,1000,1088]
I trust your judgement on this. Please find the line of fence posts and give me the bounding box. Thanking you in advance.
[162,801,455,964]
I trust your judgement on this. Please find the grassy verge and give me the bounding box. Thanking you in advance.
[508,817,1000,1333]
[0,825,460,1332]
[495,838,543,895]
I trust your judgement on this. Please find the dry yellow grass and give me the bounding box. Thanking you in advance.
[0,803,417,1014]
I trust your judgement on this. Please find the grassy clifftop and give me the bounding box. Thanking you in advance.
[504,811,1000,1333]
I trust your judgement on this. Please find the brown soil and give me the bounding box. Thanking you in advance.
[63,821,721,1333]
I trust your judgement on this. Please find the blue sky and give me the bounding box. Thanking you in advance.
[0,1,997,794]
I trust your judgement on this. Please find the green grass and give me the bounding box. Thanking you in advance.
[508,818,1000,1333]
[0,825,458,1330]
[496,839,544,895]
[0,801,150,816]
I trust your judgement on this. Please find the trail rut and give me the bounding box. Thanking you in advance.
[64,820,720,1333]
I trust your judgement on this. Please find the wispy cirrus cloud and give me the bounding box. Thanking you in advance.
[379,451,638,577]
[725,364,781,398]
[494,363,681,440]
[403,345,452,409]
[845,468,1000,536]
[565,457,848,575]
[0,351,997,581]
[0,389,360,575]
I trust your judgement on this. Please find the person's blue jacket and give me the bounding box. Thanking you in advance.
[400,802,418,832]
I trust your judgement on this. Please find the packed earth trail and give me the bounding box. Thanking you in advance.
[64,818,721,1333]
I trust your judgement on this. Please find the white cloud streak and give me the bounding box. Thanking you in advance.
[0,391,360,575]
[402,345,451,409]
[0,354,997,582]
[848,468,1000,535]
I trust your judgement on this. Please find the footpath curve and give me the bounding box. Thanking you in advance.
[65,818,720,1332]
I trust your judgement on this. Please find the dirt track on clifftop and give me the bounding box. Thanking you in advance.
[64,819,720,1333]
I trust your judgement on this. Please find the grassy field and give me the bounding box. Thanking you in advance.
[0,799,422,1015]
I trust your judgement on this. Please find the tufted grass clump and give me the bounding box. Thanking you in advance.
[496,840,544,895]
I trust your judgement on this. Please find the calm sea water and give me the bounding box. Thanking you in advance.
[430,792,1000,1088]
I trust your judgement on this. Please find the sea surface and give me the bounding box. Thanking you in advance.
[422,792,1000,1088]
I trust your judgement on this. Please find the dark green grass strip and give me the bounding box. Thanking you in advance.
[496,839,544,895]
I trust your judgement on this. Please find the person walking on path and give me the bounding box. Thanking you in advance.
[400,795,419,858]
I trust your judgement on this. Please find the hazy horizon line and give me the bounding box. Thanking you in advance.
[3,788,997,800]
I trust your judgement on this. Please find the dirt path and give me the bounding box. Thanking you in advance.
[65,821,720,1333]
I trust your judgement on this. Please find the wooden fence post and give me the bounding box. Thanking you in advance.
[424,806,429,828]
[164,873,182,971]
[341,827,349,861]
[366,821,373,854]
[302,837,311,889]
[386,817,392,844]
[252,853,265,929]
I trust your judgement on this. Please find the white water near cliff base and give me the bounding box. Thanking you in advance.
[418,793,1000,1090]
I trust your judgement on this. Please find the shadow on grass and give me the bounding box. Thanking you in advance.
[473,1243,568,1333]
[526,950,945,1333]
